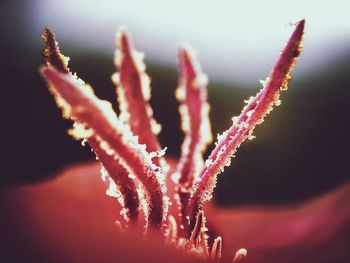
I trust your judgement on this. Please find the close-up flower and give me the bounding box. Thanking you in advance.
[1,1,350,263]
[41,19,306,262]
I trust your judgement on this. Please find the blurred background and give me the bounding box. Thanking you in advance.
[0,0,349,207]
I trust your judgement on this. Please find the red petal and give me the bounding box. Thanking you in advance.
[210,182,350,263]
[0,163,201,263]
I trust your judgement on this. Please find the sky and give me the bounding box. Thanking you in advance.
[28,0,350,84]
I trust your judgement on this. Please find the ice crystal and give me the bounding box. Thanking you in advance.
[40,20,305,262]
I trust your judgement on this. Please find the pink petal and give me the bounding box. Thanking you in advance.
[209,182,350,263]
[0,163,200,263]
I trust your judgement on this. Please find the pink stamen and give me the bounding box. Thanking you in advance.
[188,20,305,230]
[88,137,140,222]
[175,47,212,233]
[113,28,165,169]
[41,66,165,228]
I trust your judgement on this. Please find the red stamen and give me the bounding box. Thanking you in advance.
[188,210,206,248]
[210,236,222,262]
[113,28,166,169]
[232,248,247,263]
[175,47,212,233]
[41,29,141,225]
[39,21,306,260]
[188,20,305,230]
[88,137,140,222]
[41,28,69,74]
[41,66,165,228]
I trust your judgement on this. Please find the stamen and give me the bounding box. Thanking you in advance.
[41,29,166,228]
[39,21,306,261]
[210,236,222,262]
[88,137,140,222]
[41,66,166,227]
[198,231,210,258]
[232,248,247,263]
[175,46,212,234]
[113,28,166,170]
[188,210,205,248]
[165,215,178,244]
[188,20,305,229]
[42,31,141,225]
[41,28,69,74]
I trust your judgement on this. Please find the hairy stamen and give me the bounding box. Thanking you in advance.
[88,137,140,222]
[42,30,141,224]
[39,21,306,261]
[174,46,212,234]
[41,28,69,74]
[210,236,222,262]
[112,28,166,171]
[232,248,247,263]
[188,20,305,230]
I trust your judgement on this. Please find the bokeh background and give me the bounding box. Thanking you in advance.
[1,0,349,207]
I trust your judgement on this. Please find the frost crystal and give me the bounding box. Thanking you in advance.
[40,20,305,262]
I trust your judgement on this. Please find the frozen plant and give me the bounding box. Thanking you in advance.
[40,19,304,262]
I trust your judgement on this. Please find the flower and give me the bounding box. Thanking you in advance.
[6,19,348,263]
[36,20,306,262]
